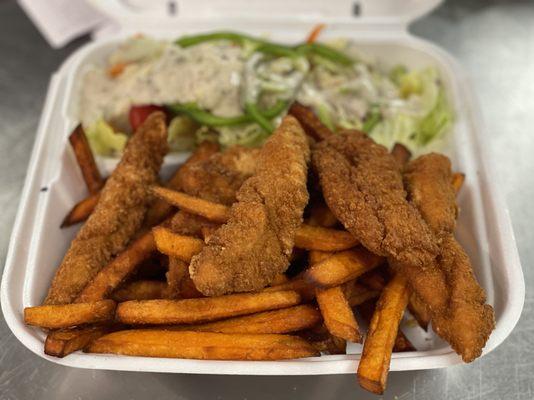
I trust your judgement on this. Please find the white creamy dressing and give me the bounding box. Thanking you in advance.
[80,42,245,131]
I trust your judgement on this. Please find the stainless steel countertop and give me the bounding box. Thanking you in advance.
[1,0,532,398]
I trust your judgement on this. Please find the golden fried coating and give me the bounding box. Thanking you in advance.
[170,210,218,238]
[313,131,494,362]
[179,146,260,205]
[44,112,168,304]
[404,153,457,238]
[190,116,310,296]
[312,131,440,269]
[404,154,494,362]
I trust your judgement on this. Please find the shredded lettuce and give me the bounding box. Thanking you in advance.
[416,88,453,145]
[85,119,128,156]
[217,123,270,148]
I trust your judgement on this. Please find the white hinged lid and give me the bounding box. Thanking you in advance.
[88,0,443,28]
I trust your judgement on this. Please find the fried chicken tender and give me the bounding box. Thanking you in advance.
[312,131,441,271]
[190,116,310,296]
[403,154,457,237]
[44,113,168,305]
[404,154,495,362]
[179,145,260,205]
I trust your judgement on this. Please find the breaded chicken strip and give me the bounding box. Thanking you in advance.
[44,113,168,304]
[312,131,448,313]
[404,154,457,237]
[190,116,310,296]
[404,154,495,362]
[179,146,260,205]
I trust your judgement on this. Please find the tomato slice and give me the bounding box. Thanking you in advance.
[129,105,166,131]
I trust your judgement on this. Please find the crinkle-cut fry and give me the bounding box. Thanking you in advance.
[288,102,334,141]
[263,277,316,301]
[151,187,230,223]
[294,225,358,251]
[76,230,157,303]
[111,280,169,302]
[347,283,380,307]
[45,325,110,358]
[167,305,322,334]
[357,299,415,353]
[61,193,100,228]
[452,172,465,194]
[24,300,116,329]
[305,248,383,288]
[307,202,338,228]
[152,227,204,262]
[166,257,188,298]
[390,143,412,167]
[86,330,320,360]
[69,124,104,194]
[357,274,410,395]
[316,286,361,343]
[116,290,301,325]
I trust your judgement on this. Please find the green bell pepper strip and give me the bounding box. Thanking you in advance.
[295,43,354,66]
[176,32,298,59]
[175,31,354,66]
[244,102,274,133]
[167,100,288,129]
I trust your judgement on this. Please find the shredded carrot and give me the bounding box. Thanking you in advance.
[108,62,128,78]
[306,24,326,44]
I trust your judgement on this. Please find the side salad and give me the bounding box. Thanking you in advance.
[79,28,453,156]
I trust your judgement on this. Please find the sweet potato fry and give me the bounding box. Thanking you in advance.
[45,326,110,357]
[347,284,380,307]
[116,290,301,325]
[264,277,316,301]
[87,330,319,360]
[111,280,168,302]
[152,227,204,262]
[305,248,383,288]
[288,102,333,141]
[308,250,332,265]
[294,225,358,251]
[24,300,116,329]
[452,172,465,193]
[390,143,412,167]
[307,202,338,228]
[166,257,188,298]
[61,142,220,228]
[61,193,100,228]
[144,142,220,226]
[169,305,321,334]
[357,274,410,395]
[151,187,230,223]
[316,286,361,343]
[271,273,289,286]
[69,124,104,194]
[359,270,387,291]
[299,324,346,354]
[76,230,157,303]
[358,299,415,353]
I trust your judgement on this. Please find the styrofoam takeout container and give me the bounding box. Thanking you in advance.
[1,0,525,374]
